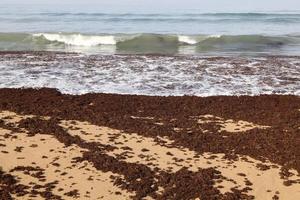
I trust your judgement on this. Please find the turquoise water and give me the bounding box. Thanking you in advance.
[1,4,300,55]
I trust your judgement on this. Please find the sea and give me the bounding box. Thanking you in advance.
[0,4,299,96]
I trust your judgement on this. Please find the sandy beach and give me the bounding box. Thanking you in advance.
[0,88,299,199]
[1,0,300,199]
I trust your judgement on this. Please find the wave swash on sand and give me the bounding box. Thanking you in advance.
[0,52,299,96]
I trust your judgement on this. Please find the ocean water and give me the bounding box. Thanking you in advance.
[1,4,300,55]
[0,4,299,96]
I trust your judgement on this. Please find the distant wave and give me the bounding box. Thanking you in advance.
[7,17,300,24]
[0,32,300,54]
[5,12,300,24]
[29,12,300,17]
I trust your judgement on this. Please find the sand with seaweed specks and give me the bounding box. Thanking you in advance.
[1,111,299,199]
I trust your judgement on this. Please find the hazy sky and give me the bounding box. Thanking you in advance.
[2,0,300,12]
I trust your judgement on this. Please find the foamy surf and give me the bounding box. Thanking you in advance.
[0,52,299,96]
[178,35,198,44]
[33,33,117,46]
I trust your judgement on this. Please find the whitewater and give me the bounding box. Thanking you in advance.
[0,52,299,96]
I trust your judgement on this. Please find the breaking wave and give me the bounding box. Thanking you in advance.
[32,33,117,46]
[0,32,299,54]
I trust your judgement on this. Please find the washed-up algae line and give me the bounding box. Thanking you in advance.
[0,88,300,199]
[0,88,299,171]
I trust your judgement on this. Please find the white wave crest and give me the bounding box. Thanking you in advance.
[178,35,198,44]
[208,34,222,38]
[33,33,116,46]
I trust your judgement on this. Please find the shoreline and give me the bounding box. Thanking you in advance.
[1,50,300,57]
[0,88,300,199]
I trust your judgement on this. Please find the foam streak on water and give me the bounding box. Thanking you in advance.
[0,53,299,96]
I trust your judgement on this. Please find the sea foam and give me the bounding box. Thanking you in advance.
[178,35,198,44]
[0,53,299,96]
[33,33,117,46]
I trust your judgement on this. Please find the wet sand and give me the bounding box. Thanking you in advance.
[0,88,300,199]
